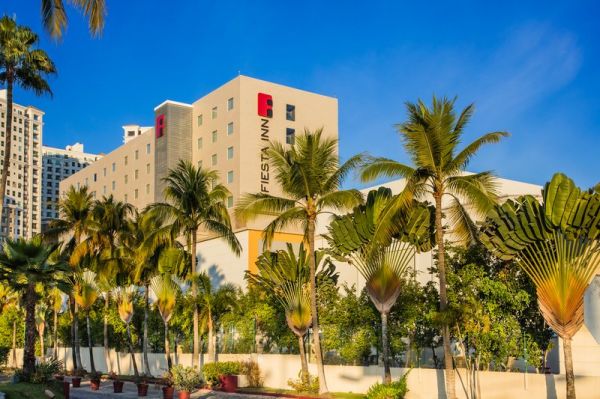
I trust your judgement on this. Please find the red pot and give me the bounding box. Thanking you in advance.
[137,383,149,397]
[113,380,124,393]
[178,391,190,399]
[90,378,101,390]
[162,386,174,399]
[219,375,238,393]
[55,375,64,381]
[63,381,70,399]
[71,377,81,388]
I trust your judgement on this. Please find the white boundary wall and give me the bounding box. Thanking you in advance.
[5,348,600,398]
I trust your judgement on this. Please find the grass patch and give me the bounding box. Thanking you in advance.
[240,386,365,399]
[0,382,65,399]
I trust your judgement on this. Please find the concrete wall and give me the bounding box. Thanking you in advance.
[6,348,600,398]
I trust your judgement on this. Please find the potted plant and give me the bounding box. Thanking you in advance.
[71,369,85,388]
[137,376,149,397]
[90,371,102,391]
[161,371,175,399]
[171,365,202,399]
[217,362,241,393]
[110,372,124,393]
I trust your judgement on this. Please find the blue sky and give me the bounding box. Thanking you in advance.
[4,0,600,188]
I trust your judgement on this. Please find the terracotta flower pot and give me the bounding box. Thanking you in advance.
[137,383,149,397]
[178,391,191,399]
[162,386,175,399]
[90,378,101,391]
[55,375,64,381]
[219,375,238,393]
[113,380,124,393]
[71,377,81,388]
[63,381,70,399]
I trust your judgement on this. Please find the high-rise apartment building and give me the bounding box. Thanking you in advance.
[41,143,101,231]
[61,75,338,285]
[0,89,44,240]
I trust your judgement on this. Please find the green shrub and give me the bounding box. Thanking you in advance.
[171,365,202,392]
[0,347,9,365]
[202,361,242,387]
[240,360,263,387]
[287,371,319,394]
[366,373,409,399]
[30,359,64,384]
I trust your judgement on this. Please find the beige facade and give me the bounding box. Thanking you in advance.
[0,89,44,239]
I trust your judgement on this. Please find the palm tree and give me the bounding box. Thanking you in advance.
[49,287,63,359]
[0,237,70,379]
[236,129,364,394]
[0,16,56,225]
[73,270,100,373]
[360,97,507,398]
[148,160,241,368]
[150,274,180,370]
[35,303,48,362]
[47,185,94,371]
[193,273,238,362]
[114,285,139,378]
[0,283,20,366]
[480,173,600,399]
[41,0,106,38]
[248,244,337,379]
[326,187,433,383]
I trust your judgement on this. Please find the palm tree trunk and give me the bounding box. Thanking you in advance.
[53,308,58,359]
[563,337,576,399]
[381,311,391,384]
[74,301,82,370]
[434,193,456,399]
[164,321,172,370]
[0,73,14,224]
[104,294,111,373]
[307,216,329,394]
[69,296,77,370]
[190,233,200,368]
[23,283,37,379]
[143,284,151,375]
[208,316,216,362]
[126,323,139,377]
[298,334,309,378]
[86,313,96,373]
[39,328,45,363]
[12,320,17,367]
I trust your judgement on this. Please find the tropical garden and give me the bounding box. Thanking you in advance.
[0,12,599,399]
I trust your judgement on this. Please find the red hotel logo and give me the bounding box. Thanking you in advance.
[155,114,165,138]
[257,93,273,118]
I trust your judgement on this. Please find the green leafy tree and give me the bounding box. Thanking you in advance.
[361,97,508,398]
[480,173,600,399]
[236,129,364,394]
[148,160,241,368]
[41,0,106,38]
[326,187,433,382]
[48,288,63,359]
[0,282,21,366]
[0,237,70,379]
[150,274,180,370]
[0,16,56,231]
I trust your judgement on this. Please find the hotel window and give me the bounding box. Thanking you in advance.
[135,189,139,199]
[197,160,203,168]
[135,169,139,180]
[112,162,116,172]
[286,128,295,145]
[286,104,295,121]
[124,194,128,202]
[197,114,203,126]
[103,185,106,194]
[93,173,97,182]
[103,168,106,177]
[146,184,150,194]
[124,156,128,165]
[112,181,116,190]
[146,163,150,173]
[227,146,234,160]
[227,97,234,111]
[227,170,234,184]
[197,138,203,149]
[135,150,139,160]
[227,196,234,208]
[124,175,128,184]
[212,130,218,143]
[146,143,151,154]
[211,154,217,166]
[227,122,234,135]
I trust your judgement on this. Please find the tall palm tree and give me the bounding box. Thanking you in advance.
[114,285,139,378]
[481,173,600,399]
[0,237,70,379]
[248,244,337,379]
[148,160,241,368]
[360,97,507,398]
[0,283,20,366]
[236,129,364,394]
[49,287,63,359]
[35,303,48,362]
[150,274,180,371]
[326,187,433,383]
[41,0,106,38]
[0,16,56,225]
[47,185,94,371]
[73,270,99,373]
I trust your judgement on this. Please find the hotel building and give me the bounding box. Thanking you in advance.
[0,89,44,240]
[41,143,101,231]
[60,75,338,282]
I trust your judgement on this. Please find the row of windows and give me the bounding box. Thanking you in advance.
[197,97,235,127]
